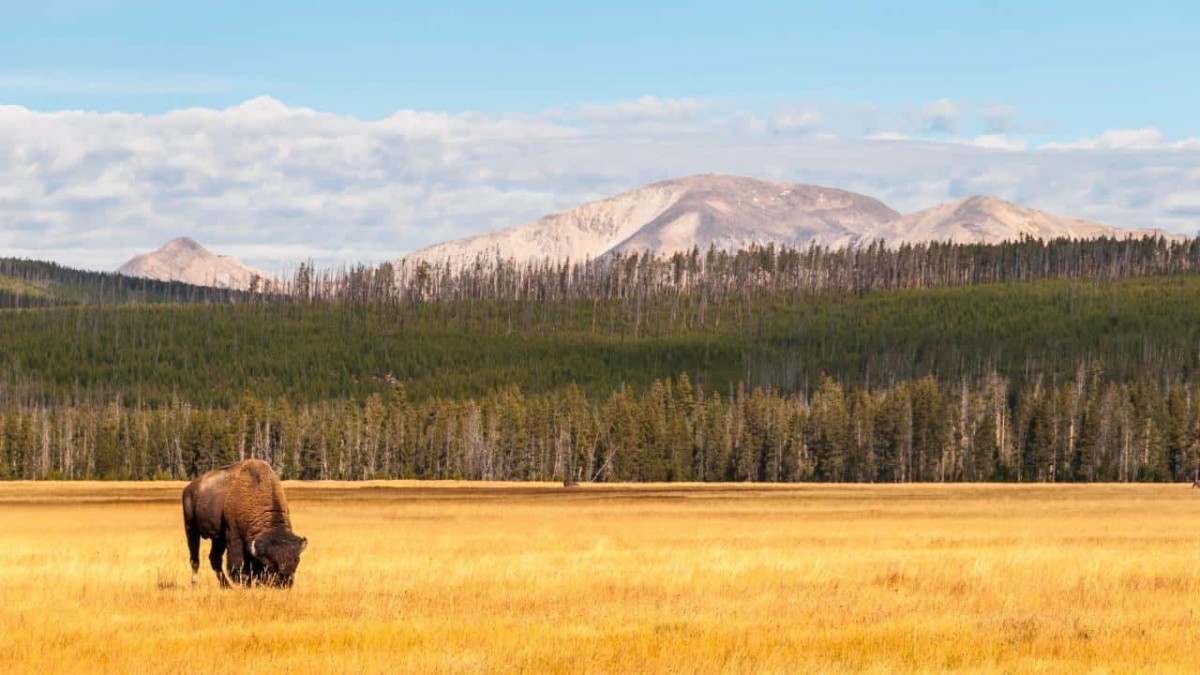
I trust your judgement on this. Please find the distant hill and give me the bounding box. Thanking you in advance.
[861,195,1178,245]
[403,174,1179,265]
[0,256,249,309]
[116,237,271,290]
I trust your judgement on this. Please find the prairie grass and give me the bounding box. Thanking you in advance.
[3,482,1200,673]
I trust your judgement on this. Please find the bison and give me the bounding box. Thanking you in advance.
[182,459,307,588]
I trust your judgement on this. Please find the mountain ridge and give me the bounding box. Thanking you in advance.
[405,175,902,265]
[861,195,1175,245]
[403,174,1177,265]
[116,237,270,290]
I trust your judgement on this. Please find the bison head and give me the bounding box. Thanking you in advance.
[249,534,307,588]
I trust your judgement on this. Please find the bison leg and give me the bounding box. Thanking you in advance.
[186,526,201,586]
[239,547,258,588]
[226,537,250,587]
[238,559,255,588]
[247,555,267,587]
[209,537,230,589]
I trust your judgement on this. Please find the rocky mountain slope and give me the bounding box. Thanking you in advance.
[116,237,269,290]
[404,174,1178,266]
[861,195,1174,245]
[404,175,899,264]
[605,175,900,256]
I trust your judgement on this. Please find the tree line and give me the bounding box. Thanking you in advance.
[280,235,1200,307]
[3,369,1198,483]
[6,235,1200,311]
[0,256,249,309]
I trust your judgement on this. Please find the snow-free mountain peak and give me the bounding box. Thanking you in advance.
[116,237,270,290]
[862,195,1175,245]
[606,174,900,256]
[403,174,900,265]
[161,236,205,252]
[403,174,1183,266]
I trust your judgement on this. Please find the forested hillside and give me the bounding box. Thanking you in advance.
[2,275,1200,405]
[3,236,1200,482]
[0,257,251,308]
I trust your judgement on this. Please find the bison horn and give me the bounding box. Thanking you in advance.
[300,537,308,552]
[250,539,262,559]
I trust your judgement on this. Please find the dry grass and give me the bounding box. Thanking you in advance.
[4,482,1200,673]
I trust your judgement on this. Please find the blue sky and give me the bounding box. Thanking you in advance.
[3,0,1197,139]
[1,1,1199,270]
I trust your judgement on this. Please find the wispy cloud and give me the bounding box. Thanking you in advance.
[1043,127,1200,151]
[913,98,959,134]
[768,108,822,135]
[1,95,1198,272]
[979,104,1018,134]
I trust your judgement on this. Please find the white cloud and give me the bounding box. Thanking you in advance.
[1162,192,1200,217]
[1,96,1198,272]
[1043,127,1165,150]
[980,104,1018,134]
[914,98,959,134]
[967,135,1028,151]
[569,96,706,123]
[866,131,910,141]
[1041,127,1200,151]
[768,109,822,135]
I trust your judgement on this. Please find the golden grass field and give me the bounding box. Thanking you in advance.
[4,482,1200,674]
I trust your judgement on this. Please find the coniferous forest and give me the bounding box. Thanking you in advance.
[4,235,1200,482]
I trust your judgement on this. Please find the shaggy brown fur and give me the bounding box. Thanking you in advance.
[182,459,307,588]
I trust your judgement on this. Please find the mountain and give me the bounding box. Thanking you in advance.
[116,237,270,290]
[604,175,900,256]
[404,175,1182,265]
[403,175,900,264]
[1,255,254,309]
[861,195,1176,245]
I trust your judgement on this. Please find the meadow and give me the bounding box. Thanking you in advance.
[3,482,1200,673]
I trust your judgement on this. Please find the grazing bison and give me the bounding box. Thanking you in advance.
[182,459,307,588]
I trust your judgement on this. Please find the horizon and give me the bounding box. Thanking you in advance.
[2,1,1199,271]
[95,174,1200,277]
